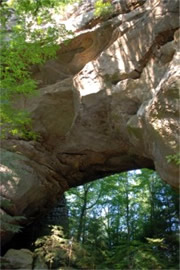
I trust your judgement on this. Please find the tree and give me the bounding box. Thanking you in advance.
[66,169,179,269]
[0,0,74,138]
[66,181,103,243]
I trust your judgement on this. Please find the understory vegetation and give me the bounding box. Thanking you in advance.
[33,169,179,269]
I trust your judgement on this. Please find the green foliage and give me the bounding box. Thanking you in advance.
[34,224,107,269]
[112,240,166,270]
[0,106,39,139]
[94,0,113,18]
[0,0,72,138]
[166,153,180,165]
[10,169,177,269]
[66,169,179,269]
[34,225,70,269]
[0,0,113,138]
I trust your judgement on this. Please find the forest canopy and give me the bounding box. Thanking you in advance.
[64,169,179,269]
[31,169,179,269]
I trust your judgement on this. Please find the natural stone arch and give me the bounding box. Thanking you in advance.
[1,0,179,246]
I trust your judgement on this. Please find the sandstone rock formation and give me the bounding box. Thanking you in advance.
[1,249,33,269]
[1,0,179,245]
[1,248,48,269]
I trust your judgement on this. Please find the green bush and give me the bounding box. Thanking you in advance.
[94,0,113,18]
[166,153,180,165]
[34,225,70,269]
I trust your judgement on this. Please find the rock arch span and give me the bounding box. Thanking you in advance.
[1,0,179,245]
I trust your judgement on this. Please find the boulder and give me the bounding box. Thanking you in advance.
[2,249,33,269]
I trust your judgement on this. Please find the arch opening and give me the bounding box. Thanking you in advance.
[2,169,179,269]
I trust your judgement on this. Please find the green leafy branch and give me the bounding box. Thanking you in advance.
[0,1,71,139]
[94,0,113,18]
[166,153,180,165]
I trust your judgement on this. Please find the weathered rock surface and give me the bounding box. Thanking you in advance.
[1,249,33,269]
[1,0,179,245]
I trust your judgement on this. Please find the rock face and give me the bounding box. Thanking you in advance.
[1,248,48,269]
[1,0,179,245]
[1,249,33,269]
[45,195,68,230]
